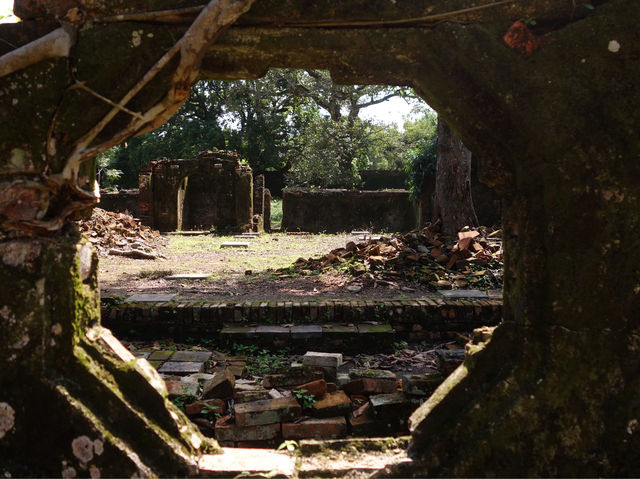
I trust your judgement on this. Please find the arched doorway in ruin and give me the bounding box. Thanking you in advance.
[1,0,639,476]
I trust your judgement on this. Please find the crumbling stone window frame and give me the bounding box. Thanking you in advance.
[0,0,639,476]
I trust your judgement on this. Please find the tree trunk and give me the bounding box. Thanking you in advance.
[432,117,478,235]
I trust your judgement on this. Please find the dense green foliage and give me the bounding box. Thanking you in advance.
[403,113,438,200]
[100,70,437,189]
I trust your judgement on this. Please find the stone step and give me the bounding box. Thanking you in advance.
[219,323,395,353]
[297,436,412,478]
[198,449,295,478]
[198,439,411,478]
[220,241,249,248]
[102,295,502,343]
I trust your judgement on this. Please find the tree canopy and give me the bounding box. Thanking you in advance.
[101,69,436,190]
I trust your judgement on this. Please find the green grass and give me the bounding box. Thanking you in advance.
[270,198,283,229]
[99,232,352,283]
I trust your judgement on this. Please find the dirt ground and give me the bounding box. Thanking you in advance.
[99,232,500,301]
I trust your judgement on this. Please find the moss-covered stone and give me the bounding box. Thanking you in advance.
[2,0,640,475]
[0,230,217,476]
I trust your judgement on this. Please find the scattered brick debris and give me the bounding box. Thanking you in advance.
[77,207,167,259]
[284,223,502,291]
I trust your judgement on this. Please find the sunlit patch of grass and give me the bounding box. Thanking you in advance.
[270,198,283,229]
[99,232,353,285]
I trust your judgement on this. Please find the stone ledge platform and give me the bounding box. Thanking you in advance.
[102,292,502,348]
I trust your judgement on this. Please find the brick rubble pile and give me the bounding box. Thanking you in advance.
[78,208,167,259]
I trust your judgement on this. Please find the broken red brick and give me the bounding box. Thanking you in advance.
[350,395,368,410]
[282,417,347,440]
[293,379,327,398]
[311,391,351,418]
[185,398,226,417]
[202,368,235,400]
[215,415,281,442]
[370,393,412,421]
[192,417,216,437]
[352,400,371,418]
[263,366,323,388]
[234,396,302,427]
[348,408,409,436]
[342,377,396,396]
[165,380,199,398]
[503,20,540,56]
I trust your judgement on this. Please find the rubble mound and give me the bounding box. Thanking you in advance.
[288,223,503,290]
[78,208,167,259]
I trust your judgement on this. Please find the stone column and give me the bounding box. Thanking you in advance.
[253,174,265,232]
[263,188,272,233]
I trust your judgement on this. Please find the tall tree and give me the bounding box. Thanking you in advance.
[285,70,417,186]
[432,117,478,235]
[102,69,423,188]
[291,70,406,126]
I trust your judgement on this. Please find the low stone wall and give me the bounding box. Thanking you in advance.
[282,188,416,233]
[99,189,140,217]
[101,296,503,346]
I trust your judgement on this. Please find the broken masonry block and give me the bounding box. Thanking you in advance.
[370,393,411,421]
[293,379,328,398]
[185,398,227,417]
[192,417,216,437]
[342,377,397,396]
[181,373,215,383]
[148,350,174,361]
[436,348,466,375]
[215,415,281,442]
[262,366,323,388]
[282,417,347,440]
[158,361,205,375]
[165,380,199,398]
[235,390,270,403]
[220,242,249,248]
[302,352,342,383]
[202,368,236,400]
[302,351,343,368]
[234,396,302,427]
[349,369,396,380]
[402,373,444,396]
[348,407,409,437]
[170,350,213,362]
[311,391,351,418]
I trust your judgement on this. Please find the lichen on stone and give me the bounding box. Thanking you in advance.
[89,465,100,479]
[71,435,94,463]
[93,438,104,456]
[0,402,15,439]
[10,331,29,349]
[61,466,77,479]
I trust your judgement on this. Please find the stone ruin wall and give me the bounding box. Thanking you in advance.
[99,189,140,217]
[282,188,416,233]
[138,150,253,232]
[99,151,276,233]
